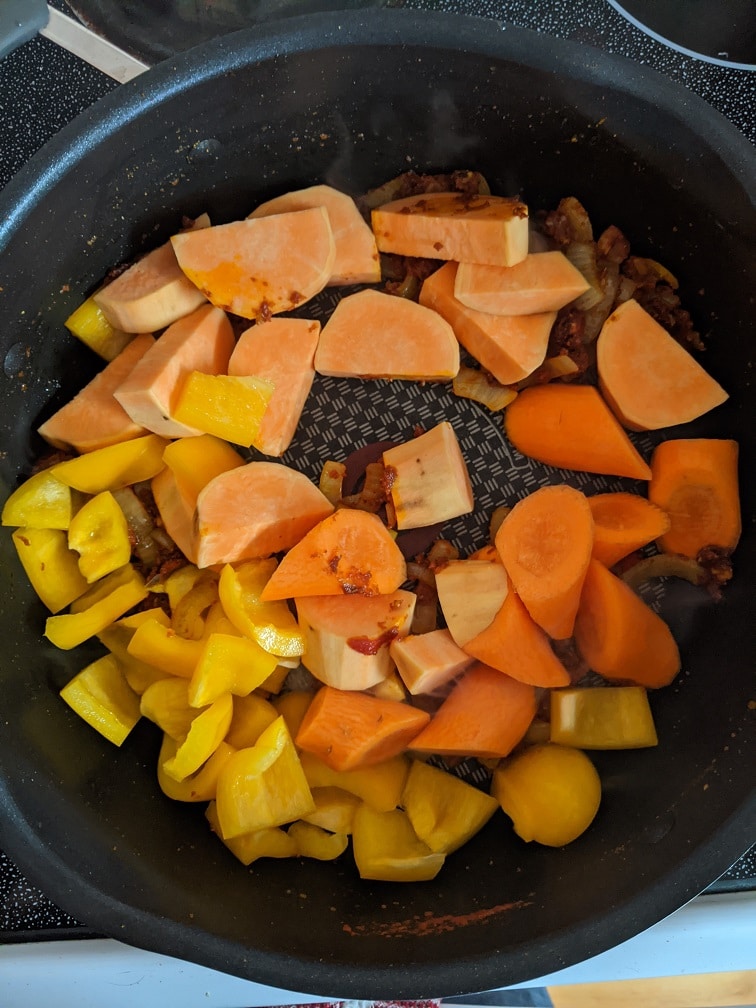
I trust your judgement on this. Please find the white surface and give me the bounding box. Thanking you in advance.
[40,6,148,82]
[0,892,754,1007]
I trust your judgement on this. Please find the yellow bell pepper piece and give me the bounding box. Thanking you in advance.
[64,294,133,361]
[225,693,279,749]
[2,469,75,530]
[288,820,348,861]
[205,801,297,865]
[218,560,305,658]
[272,690,313,740]
[67,490,132,583]
[139,676,196,740]
[188,633,279,708]
[401,759,498,854]
[162,433,244,504]
[127,617,204,677]
[157,737,237,802]
[298,751,408,813]
[60,654,141,746]
[12,527,89,612]
[98,608,170,694]
[550,686,658,749]
[258,664,289,695]
[170,572,220,641]
[162,693,234,782]
[352,804,445,882]
[215,715,315,838]
[45,566,147,649]
[302,786,360,835]
[172,372,274,449]
[163,564,204,612]
[52,434,167,493]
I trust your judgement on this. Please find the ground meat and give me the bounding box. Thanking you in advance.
[546,307,591,376]
[597,224,631,264]
[697,544,734,597]
[621,258,704,351]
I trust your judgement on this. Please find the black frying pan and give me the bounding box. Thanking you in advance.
[0,10,754,1000]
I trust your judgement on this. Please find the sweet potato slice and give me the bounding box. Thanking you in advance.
[228,317,320,457]
[454,251,590,315]
[248,184,380,286]
[420,262,555,385]
[597,298,728,430]
[314,289,459,380]
[38,334,154,453]
[114,304,234,438]
[504,384,652,481]
[93,240,207,333]
[259,508,406,601]
[389,628,474,696]
[295,590,416,691]
[151,467,198,564]
[434,558,509,648]
[194,461,334,568]
[372,191,529,266]
[171,207,335,320]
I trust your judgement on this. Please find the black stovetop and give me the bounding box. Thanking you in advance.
[0,0,753,944]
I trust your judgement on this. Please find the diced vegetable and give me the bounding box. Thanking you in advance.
[588,492,671,568]
[60,654,141,746]
[453,251,590,315]
[550,686,658,749]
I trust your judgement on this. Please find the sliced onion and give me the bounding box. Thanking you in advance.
[112,486,160,569]
[453,365,517,411]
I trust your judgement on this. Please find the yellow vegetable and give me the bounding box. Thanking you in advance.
[288,820,348,860]
[64,294,133,361]
[67,490,132,583]
[298,751,408,813]
[2,469,75,530]
[492,743,601,847]
[205,801,297,865]
[170,573,220,641]
[12,527,88,612]
[161,693,234,782]
[52,434,167,493]
[272,690,314,740]
[550,686,658,749]
[188,632,279,708]
[258,663,290,695]
[45,566,147,650]
[302,786,360,835]
[139,676,196,740]
[218,560,305,658]
[162,433,244,503]
[60,654,141,746]
[127,617,204,678]
[163,564,204,611]
[157,737,237,802]
[225,693,279,748]
[401,759,498,854]
[352,804,445,882]
[98,608,170,695]
[172,372,274,448]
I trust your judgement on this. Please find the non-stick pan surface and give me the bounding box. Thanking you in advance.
[0,10,754,1000]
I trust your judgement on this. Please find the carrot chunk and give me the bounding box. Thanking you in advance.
[454,251,590,315]
[648,438,741,558]
[409,662,537,759]
[588,492,671,568]
[504,384,652,481]
[597,298,728,431]
[495,484,594,640]
[295,686,430,771]
[573,558,681,688]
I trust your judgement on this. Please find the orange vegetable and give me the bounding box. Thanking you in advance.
[409,662,537,759]
[573,558,681,688]
[597,298,728,431]
[389,628,474,696]
[453,251,590,315]
[314,289,459,381]
[151,467,198,564]
[504,384,652,481]
[588,492,671,568]
[463,587,571,688]
[372,191,529,266]
[295,686,430,771]
[648,438,741,559]
[259,508,406,601]
[194,461,334,568]
[38,334,154,453]
[495,484,594,640]
[170,207,335,320]
[419,262,555,385]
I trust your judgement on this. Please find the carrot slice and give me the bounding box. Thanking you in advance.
[409,662,537,759]
[170,207,335,320]
[573,558,681,688]
[588,492,671,568]
[113,304,234,438]
[228,317,320,457]
[420,262,555,385]
[597,298,728,430]
[495,484,594,640]
[372,192,529,266]
[247,184,380,286]
[648,438,741,558]
[454,251,590,315]
[504,384,652,481]
[463,588,571,688]
[259,508,406,601]
[194,461,334,568]
[295,686,430,771]
[38,334,154,453]
[314,289,459,380]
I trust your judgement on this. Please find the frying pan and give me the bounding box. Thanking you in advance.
[0,10,754,1000]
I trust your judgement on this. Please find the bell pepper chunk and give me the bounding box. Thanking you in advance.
[172,372,274,449]
[60,654,141,746]
[188,632,279,708]
[298,751,408,813]
[170,572,220,641]
[352,804,445,881]
[550,686,658,749]
[139,676,196,740]
[127,617,205,678]
[51,434,168,493]
[272,690,314,740]
[218,560,305,658]
[401,759,498,854]
[67,490,132,583]
[98,608,171,695]
[302,786,360,835]
[45,566,147,649]
[206,800,297,865]
[157,737,237,802]
[288,820,348,861]
[162,433,244,504]
[226,693,279,748]
[215,715,315,838]
[2,469,75,530]
[64,293,133,361]
[161,693,234,782]
[12,527,89,612]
